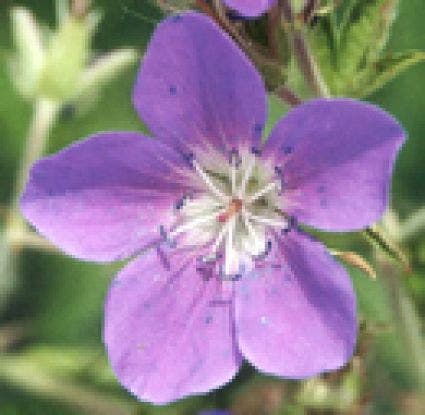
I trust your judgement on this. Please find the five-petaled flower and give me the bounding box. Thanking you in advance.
[21,13,405,404]
[223,0,276,17]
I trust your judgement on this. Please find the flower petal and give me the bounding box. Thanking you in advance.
[133,12,267,154]
[223,0,276,17]
[104,249,241,404]
[264,99,406,231]
[21,132,192,262]
[235,231,357,378]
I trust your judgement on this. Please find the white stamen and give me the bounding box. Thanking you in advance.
[245,211,287,229]
[169,210,224,239]
[211,221,231,254]
[247,181,278,204]
[238,156,255,198]
[242,208,264,254]
[230,161,237,194]
[225,216,237,276]
[193,159,228,202]
[242,207,258,241]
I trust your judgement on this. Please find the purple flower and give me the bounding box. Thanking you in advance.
[21,13,405,404]
[223,0,276,17]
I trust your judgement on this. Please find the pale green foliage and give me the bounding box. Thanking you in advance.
[9,6,137,105]
[9,7,45,99]
[287,0,425,98]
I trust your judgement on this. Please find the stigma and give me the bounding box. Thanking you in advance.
[218,199,243,223]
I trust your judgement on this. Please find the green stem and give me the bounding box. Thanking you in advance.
[13,98,59,207]
[8,98,59,246]
[0,355,137,415]
[279,0,331,98]
[377,259,425,389]
[364,225,410,272]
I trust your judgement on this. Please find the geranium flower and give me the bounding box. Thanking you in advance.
[223,0,276,17]
[21,13,405,404]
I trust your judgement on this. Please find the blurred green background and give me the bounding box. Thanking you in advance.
[0,1,424,414]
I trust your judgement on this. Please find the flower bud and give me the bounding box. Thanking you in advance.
[38,15,89,100]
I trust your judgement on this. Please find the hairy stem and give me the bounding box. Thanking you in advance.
[275,85,302,106]
[279,0,331,98]
[377,258,425,389]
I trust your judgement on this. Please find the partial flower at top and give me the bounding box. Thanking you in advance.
[20,12,405,404]
[223,0,276,17]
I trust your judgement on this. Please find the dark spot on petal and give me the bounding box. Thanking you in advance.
[209,299,232,307]
[253,123,263,135]
[240,284,251,296]
[182,151,195,167]
[282,145,293,155]
[143,301,151,309]
[169,85,177,95]
[171,14,182,22]
[320,199,327,208]
[317,185,326,193]
[270,287,279,296]
[205,316,213,324]
[283,273,293,282]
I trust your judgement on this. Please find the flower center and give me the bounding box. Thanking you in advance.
[168,148,289,279]
[217,198,243,223]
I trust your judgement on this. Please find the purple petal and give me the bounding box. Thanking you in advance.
[133,12,267,154]
[223,0,276,17]
[263,99,406,231]
[235,231,357,378]
[21,132,192,262]
[104,249,241,404]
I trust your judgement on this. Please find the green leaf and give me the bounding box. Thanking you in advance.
[361,50,425,97]
[332,0,398,94]
[350,268,393,324]
[339,0,398,59]
[301,0,405,97]
[363,225,410,271]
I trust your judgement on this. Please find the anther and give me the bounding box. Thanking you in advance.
[220,267,242,281]
[253,239,272,261]
[273,166,285,195]
[251,146,262,156]
[282,216,298,234]
[229,148,241,167]
[175,195,186,210]
[159,225,168,240]
[159,225,176,247]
